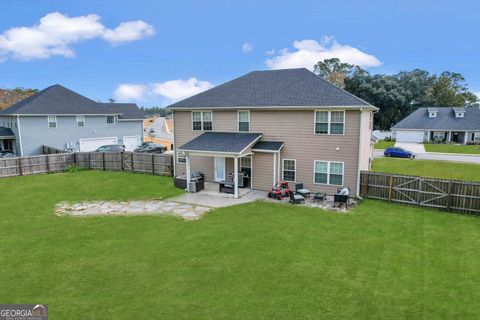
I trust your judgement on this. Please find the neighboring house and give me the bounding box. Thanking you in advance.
[0,85,144,156]
[392,107,480,144]
[168,68,377,198]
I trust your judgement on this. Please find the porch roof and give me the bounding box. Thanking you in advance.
[179,132,262,154]
[251,141,284,152]
[0,127,15,139]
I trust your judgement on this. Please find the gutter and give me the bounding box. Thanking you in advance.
[16,115,23,156]
[356,108,364,197]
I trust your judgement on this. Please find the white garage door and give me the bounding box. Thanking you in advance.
[395,130,424,143]
[123,135,141,152]
[79,137,118,152]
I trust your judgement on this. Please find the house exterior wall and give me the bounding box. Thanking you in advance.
[18,115,143,156]
[174,108,370,194]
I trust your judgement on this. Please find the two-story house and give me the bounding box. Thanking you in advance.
[0,84,144,156]
[168,68,377,198]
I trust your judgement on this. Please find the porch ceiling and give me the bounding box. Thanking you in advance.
[179,132,262,155]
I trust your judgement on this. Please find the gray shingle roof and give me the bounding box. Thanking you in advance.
[0,127,15,138]
[393,107,480,130]
[0,85,143,119]
[179,132,262,153]
[168,68,373,109]
[251,141,284,151]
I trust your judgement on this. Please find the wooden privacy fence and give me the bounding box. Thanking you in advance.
[0,152,173,178]
[360,171,480,215]
[42,145,66,154]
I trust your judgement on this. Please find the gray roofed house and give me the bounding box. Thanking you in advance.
[0,85,144,156]
[168,68,374,109]
[392,107,480,144]
[170,68,377,198]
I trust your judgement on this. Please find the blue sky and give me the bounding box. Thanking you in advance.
[1,0,479,107]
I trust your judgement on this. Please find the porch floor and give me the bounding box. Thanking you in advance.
[172,182,267,208]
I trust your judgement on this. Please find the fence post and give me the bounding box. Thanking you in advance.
[102,152,106,170]
[120,152,124,171]
[388,175,393,202]
[46,154,50,173]
[17,157,23,176]
[447,181,452,210]
[131,153,134,172]
[73,152,77,166]
[151,154,155,175]
[88,152,91,169]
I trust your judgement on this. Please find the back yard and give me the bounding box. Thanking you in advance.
[1,171,480,319]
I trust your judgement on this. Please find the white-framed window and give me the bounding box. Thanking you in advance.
[192,111,212,131]
[77,115,85,127]
[455,112,465,118]
[432,131,445,141]
[282,159,296,182]
[429,112,437,118]
[177,152,186,163]
[47,115,57,128]
[314,110,345,135]
[473,132,480,142]
[238,110,250,132]
[106,115,116,124]
[314,161,344,186]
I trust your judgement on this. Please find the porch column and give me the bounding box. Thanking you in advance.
[464,132,468,144]
[234,156,239,199]
[185,154,191,192]
[447,131,451,142]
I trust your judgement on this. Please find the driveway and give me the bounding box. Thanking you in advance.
[148,117,173,140]
[394,142,426,154]
[373,150,480,164]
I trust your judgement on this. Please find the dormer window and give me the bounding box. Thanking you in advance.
[453,107,466,118]
[427,107,438,118]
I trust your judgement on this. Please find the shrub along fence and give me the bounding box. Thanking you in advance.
[0,152,173,178]
[360,171,480,215]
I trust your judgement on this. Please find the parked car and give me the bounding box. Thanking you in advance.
[133,141,155,152]
[0,151,16,158]
[384,147,415,159]
[136,143,166,154]
[149,128,155,133]
[94,145,125,152]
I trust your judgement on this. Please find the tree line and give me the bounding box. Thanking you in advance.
[314,58,479,130]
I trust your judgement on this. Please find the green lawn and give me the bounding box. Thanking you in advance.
[374,139,395,149]
[1,170,480,319]
[424,143,480,154]
[372,157,480,181]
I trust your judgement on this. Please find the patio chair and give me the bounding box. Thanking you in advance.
[289,190,305,204]
[295,183,311,198]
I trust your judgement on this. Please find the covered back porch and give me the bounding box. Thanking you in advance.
[176,132,284,199]
[0,127,16,154]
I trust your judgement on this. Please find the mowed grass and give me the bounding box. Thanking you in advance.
[373,157,480,181]
[374,139,395,149]
[1,170,480,319]
[424,143,480,154]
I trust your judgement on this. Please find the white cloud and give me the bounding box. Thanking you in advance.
[151,78,214,101]
[265,36,382,70]
[114,78,214,103]
[114,84,149,101]
[476,92,480,99]
[242,42,253,53]
[0,12,154,61]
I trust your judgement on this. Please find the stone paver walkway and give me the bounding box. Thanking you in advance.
[55,200,210,220]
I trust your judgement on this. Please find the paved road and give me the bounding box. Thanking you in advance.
[147,117,173,140]
[373,150,480,164]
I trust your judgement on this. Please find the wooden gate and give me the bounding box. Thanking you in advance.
[360,171,480,215]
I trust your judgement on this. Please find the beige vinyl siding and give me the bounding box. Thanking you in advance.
[252,152,274,190]
[174,109,365,194]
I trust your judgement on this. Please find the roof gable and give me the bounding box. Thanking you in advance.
[0,85,143,119]
[393,107,480,130]
[168,68,373,109]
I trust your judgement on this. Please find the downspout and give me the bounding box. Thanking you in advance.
[356,108,365,197]
[16,115,23,156]
[172,111,176,177]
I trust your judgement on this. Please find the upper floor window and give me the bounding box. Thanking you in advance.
[77,115,85,127]
[282,159,296,182]
[192,111,212,131]
[314,110,345,135]
[48,115,57,128]
[314,160,344,186]
[177,152,186,163]
[238,110,250,132]
[106,115,116,124]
